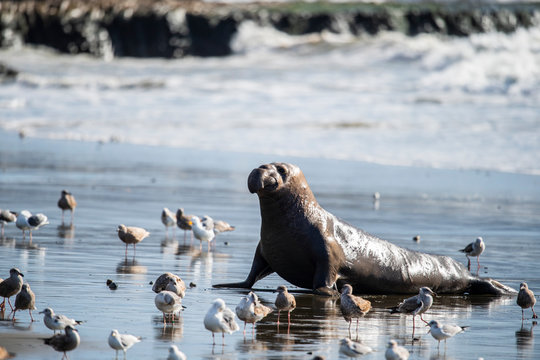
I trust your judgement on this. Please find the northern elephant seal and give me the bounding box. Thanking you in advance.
[214,162,515,296]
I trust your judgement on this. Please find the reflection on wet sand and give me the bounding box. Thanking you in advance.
[516,321,536,352]
[116,258,148,274]
[57,225,75,239]
[152,315,183,342]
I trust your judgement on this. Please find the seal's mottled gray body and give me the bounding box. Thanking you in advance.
[215,162,515,295]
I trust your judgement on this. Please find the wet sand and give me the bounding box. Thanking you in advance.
[1,129,540,359]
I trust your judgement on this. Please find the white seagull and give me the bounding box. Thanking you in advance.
[40,308,83,334]
[390,287,436,337]
[427,320,468,348]
[459,237,485,271]
[385,340,409,360]
[339,338,374,357]
[167,345,187,360]
[204,298,239,345]
[155,290,182,325]
[16,210,49,241]
[235,291,272,336]
[191,216,215,251]
[108,329,141,358]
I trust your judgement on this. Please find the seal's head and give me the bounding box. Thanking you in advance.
[247,162,310,197]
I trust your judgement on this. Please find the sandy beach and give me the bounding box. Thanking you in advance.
[1,128,540,359]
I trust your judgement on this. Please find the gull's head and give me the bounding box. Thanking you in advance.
[19,210,31,219]
[340,338,352,346]
[419,287,436,297]
[110,329,119,337]
[191,216,201,226]
[212,298,226,311]
[65,325,78,334]
[10,268,24,277]
[341,284,353,295]
[40,307,54,316]
[117,224,126,233]
[61,190,71,196]
[276,285,288,294]
[520,282,529,290]
[427,320,441,329]
[387,340,398,348]
[169,345,180,354]
[247,291,258,302]
[21,283,30,292]
[475,237,483,245]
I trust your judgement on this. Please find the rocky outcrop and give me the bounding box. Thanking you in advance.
[0,0,538,58]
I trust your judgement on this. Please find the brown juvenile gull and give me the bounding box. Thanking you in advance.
[340,284,371,338]
[161,208,177,238]
[339,337,374,357]
[427,320,468,349]
[117,224,150,257]
[57,190,77,225]
[0,268,24,311]
[389,287,436,337]
[108,329,141,358]
[459,237,485,271]
[43,325,80,360]
[0,209,17,237]
[176,208,193,242]
[385,340,410,360]
[275,285,296,326]
[152,273,186,298]
[517,282,538,320]
[11,283,36,322]
[235,291,273,336]
[204,298,239,345]
[40,308,83,334]
[155,290,182,325]
[16,210,49,241]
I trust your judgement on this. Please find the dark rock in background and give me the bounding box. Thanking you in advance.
[0,0,538,58]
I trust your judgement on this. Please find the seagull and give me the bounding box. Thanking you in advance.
[385,340,409,360]
[339,337,374,357]
[152,273,186,298]
[155,290,182,325]
[117,224,149,257]
[108,329,141,358]
[517,282,538,320]
[427,320,468,348]
[16,210,49,241]
[167,345,187,360]
[390,287,436,337]
[0,268,24,311]
[176,208,193,242]
[0,209,17,237]
[275,285,296,327]
[11,283,36,322]
[57,190,77,225]
[340,284,371,338]
[161,208,177,238]
[235,291,273,336]
[40,308,83,334]
[201,215,235,235]
[459,237,485,271]
[191,216,215,251]
[204,298,239,345]
[43,325,80,360]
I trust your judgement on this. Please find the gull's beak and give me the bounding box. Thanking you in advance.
[188,221,193,226]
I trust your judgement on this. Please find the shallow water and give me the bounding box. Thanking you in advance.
[0,132,539,359]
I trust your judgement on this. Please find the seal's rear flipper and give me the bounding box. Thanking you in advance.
[468,278,517,295]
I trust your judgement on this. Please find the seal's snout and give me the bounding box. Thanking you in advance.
[248,168,266,193]
[248,167,278,193]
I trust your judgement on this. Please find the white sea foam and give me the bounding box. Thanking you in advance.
[0,23,539,175]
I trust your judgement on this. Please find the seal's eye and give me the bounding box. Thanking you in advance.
[277,166,286,175]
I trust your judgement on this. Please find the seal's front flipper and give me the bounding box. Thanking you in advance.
[213,242,273,289]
